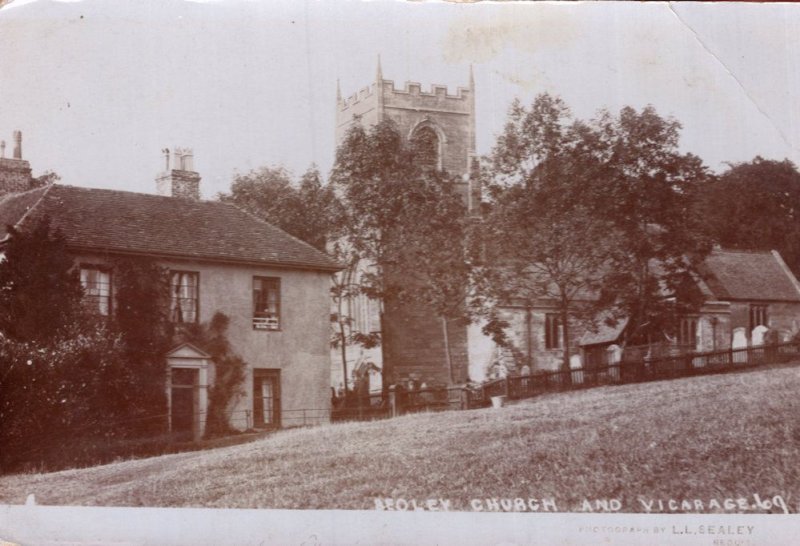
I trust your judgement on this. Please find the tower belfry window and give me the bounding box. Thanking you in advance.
[411,126,440,170]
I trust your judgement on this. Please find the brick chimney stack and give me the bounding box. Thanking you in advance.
[0,130,33,196]
[156,147,201,200]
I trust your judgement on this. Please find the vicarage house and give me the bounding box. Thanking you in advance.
[0,135,340,439]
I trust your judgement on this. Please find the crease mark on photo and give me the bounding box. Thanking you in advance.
[667,2,793,151]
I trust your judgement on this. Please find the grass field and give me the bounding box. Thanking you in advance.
[1,365,799,512]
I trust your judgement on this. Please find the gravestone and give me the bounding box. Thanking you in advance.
[752,325,769,346]
[570,354,584,385]
[732,327,748,364]
[606,344,622,381]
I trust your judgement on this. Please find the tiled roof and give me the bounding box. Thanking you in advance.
[0,184,341,271]
[0,186,49,239]
[699,249,800,302]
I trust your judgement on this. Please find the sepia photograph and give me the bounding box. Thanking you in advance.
[1,0,800,544]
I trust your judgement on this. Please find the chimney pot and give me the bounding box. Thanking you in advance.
[183,148,194,171]
[12,130,22,159]
[156,146,200,200]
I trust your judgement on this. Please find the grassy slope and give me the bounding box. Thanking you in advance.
[1,365,799,511]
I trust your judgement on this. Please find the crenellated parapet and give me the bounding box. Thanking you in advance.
[339,83,377,110]
[338,79,471,113]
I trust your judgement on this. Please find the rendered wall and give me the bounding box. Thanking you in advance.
[76,252,333,430]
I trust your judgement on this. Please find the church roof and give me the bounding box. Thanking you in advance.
[0,184,341,272]
[698,249,800,303]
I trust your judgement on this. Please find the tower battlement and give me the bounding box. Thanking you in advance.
[338,79,471,113]
[340,84,378,110]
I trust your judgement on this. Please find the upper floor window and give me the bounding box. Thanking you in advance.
[749,305,768,332]
[544,313,562,350]
[170,271,199,324]
[253,277,280,330]
[80,266,111,316]
[678,316,699,348]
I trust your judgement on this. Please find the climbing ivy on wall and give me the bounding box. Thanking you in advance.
[110,258,173,430]
[175,312,247,437]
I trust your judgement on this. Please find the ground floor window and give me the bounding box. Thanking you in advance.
[252,369,280,428]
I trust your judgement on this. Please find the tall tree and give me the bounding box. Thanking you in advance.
[594,105,711,345]
[219,164,338,251]
[481,95,619,373]
[331,120,472,386]
[481,95,711,369]
[696,156,800,275]
[0,216,83,342]
[110,258,173,429]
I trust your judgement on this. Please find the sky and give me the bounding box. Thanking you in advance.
[1,1,799,199]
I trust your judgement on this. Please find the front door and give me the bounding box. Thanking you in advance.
[253,369,280,428]
[171,368,198,440]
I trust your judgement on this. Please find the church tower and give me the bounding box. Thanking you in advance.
[334,59,477,387]
[335,58,479,212]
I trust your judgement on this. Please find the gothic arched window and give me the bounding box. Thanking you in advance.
[410,126,440,171]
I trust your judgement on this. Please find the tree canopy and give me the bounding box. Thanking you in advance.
[219,165,339,251]
[331,120,471,384]
[0,216,83,342]
[591,104,712,344]
[697,156,800,276]
[480,94,712,363]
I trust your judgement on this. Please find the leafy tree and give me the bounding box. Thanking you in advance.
[696,156,800,275]
[110,258,173,430]
[593,105,711,345]
[480,95,619,373]
[0,324,127,472]
[219,164,339,251]
[481,94,711,370]
[0,215,83,342]
[331,120,472,386]
[331,121,414,389]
